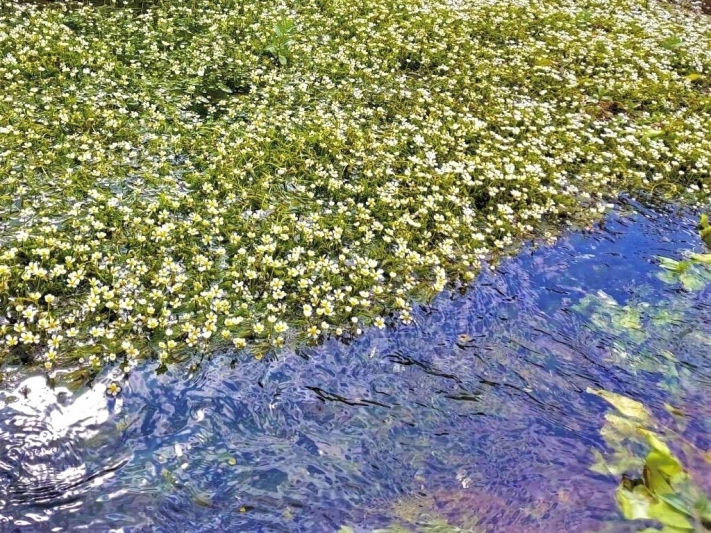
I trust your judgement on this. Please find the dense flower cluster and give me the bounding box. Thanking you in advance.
[0,0,709,377]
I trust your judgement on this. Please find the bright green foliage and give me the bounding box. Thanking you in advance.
[590,388,711,532]
[0,0,711,379]
[574,291,648,343]
[656,254,711,291]
[265,19,296,66]
[698,214,711,248]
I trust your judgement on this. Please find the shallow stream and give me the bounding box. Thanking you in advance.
[2,200,711,532]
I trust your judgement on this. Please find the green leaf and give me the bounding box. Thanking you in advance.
[694,493,710,512]
[638,429,671,455]
[278,55,288,66]
[657,271,680,285]
[648,500,693,529]
[646,465,674,496]
[646,449,683,478]
[587,388,649,420]
[657,493,692,518]
[657,256,682,272]
[661,36,683,50]
[689,253,711,264]
[679,272,704,291]
[617,485,654,520]
[606,412,639,436]
[685,73,703,82]
[701,226,711,248]
[643,129,665,138]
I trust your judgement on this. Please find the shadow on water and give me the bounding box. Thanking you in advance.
[2,200,711,532]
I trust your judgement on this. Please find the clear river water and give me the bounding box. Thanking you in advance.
[2,199,711,533]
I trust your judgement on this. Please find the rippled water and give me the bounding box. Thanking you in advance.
[2,201,711,532]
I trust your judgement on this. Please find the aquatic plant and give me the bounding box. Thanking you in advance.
[338,498,483,533]
[589,388,711,531]
[656,254,711,291]
[0,0,710,381]
[265,19,296,66]
[698,214,711,248]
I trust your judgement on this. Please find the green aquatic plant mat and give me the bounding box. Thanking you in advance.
[1,0,711,380]
[589,388,711,531]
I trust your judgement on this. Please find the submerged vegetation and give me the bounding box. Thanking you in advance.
[0,0,710,379]
[590,388,711,532]
[578,216,711,531]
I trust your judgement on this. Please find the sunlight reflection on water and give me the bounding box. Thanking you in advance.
[1,201,711,533]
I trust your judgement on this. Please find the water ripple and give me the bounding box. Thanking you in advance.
[2,203,711,532]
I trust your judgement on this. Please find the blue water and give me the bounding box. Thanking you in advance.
[2,200,711,532]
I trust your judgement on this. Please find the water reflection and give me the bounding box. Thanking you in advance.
[1,202,710,532]
[0,372,127,529]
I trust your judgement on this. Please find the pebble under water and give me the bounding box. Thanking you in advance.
[2,201,711,533]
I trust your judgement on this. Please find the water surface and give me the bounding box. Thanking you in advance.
[2,201,711,532]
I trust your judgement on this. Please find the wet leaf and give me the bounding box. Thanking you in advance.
[701,227,711,249]
[645,464,674,496]
[659,350,678,362]
[648,500,693,529]
[689,253,711,264]
[638,429,672,456]
[605,412,639,437]
[617,484,654,520]
[658,256,682,272]
[678,272,704,291]
[591,448,615,475]
[657,494,692,517]
[657,270,679,285]
[647,449,683,478]
[192,491,214,508]
[617,308,642,330]
[587,388,649,420]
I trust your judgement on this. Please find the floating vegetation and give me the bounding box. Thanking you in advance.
[338,493,483,533]
[698,214,711,248]
[1,0,710,379]
[572,218,711,388]
[656,254,711,291]
[589,388,711,532]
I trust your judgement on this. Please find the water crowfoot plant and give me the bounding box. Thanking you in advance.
[0,0,710,383]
